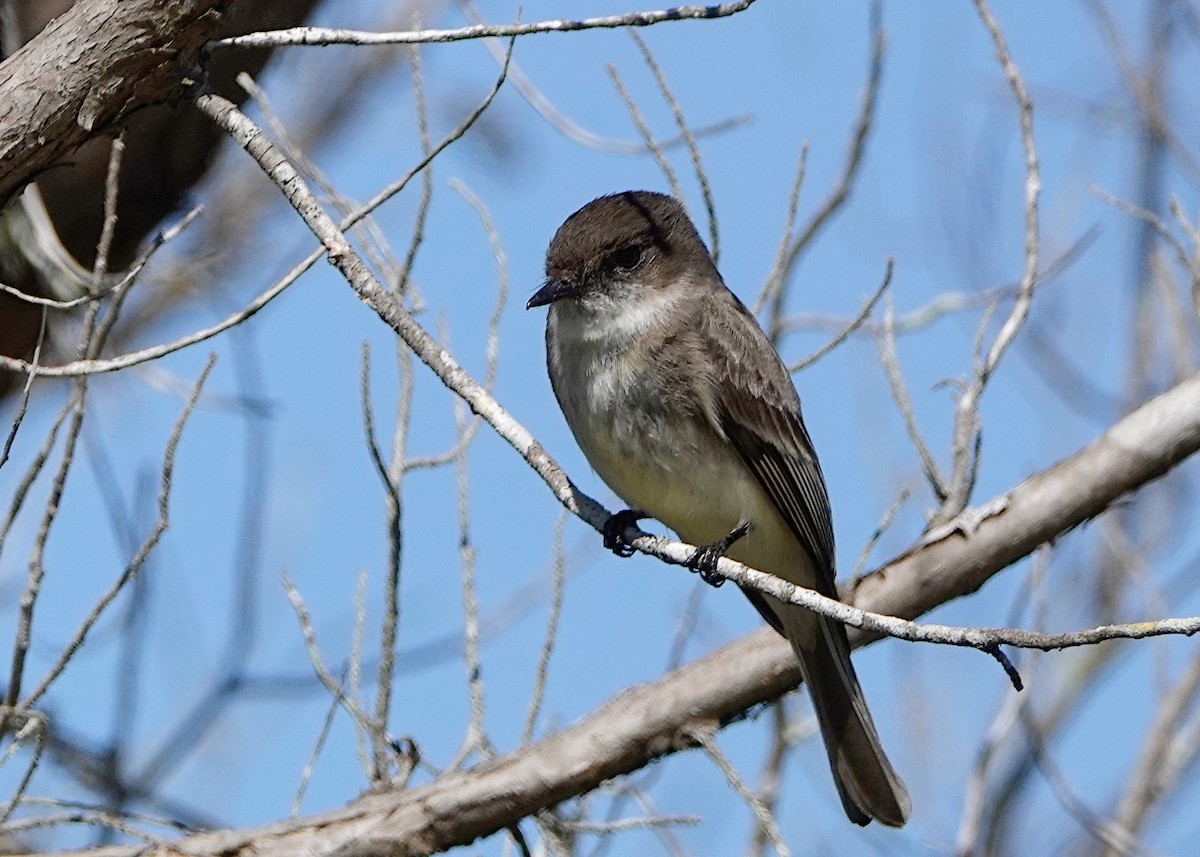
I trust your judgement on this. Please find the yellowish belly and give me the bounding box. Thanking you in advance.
[581,425,813,588]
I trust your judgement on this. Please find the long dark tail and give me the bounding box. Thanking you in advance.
[773,596,910,827]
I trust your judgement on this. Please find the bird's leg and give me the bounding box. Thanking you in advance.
[689,520,753,588]
[602,508,647,558]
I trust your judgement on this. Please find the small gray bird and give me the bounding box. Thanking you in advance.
[527,191,910,827]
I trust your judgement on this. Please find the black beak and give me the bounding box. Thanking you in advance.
[526,279,579,309]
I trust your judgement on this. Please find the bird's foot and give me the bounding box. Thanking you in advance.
[689,520,753,588]
[602,509,646,558]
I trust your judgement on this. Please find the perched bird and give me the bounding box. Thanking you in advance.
[527,191,910,827]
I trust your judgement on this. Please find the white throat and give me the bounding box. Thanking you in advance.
[554,282,685,347]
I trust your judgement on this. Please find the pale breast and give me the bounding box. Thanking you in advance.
[547,302,774,549]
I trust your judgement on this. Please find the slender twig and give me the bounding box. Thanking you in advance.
[774,228,1097,339]
[237,73,401,283]
[564,815,701,833]
[1096,187,1200,322]
[787,258,892,372]
[0,397,73,570]
[745,701,789,857]
[378,336,408,788]
[3,135,127,727]
[954,553,1050,857]
[523,509,568,744]
[213,2,760,48]
[292,668,346,817]
[6,796,193,833]
[0,710,45,824]
[92,135,125,287]
[448,324,494,768]
[1,811,171,843]
[396,37,433,295]
[628,30,718,261]
[971,0,1040,382]
[607,65,683,203]
[349,569,370,779]
[756,142,808,318]
[460,0,750,156]
[447,180,508,397]
[401,181,509,472]
[851,486,911,581]
[20,357,216,712]
[690,725,790,857]
[0,305,46,472]
[939,0,1042,520]
[0,204,202,315]
[359,342,407,783]
[766,2,884,338]
[0,282,104,309]
[282,575,374,733]
[876,295,950,501]
[1167,198,1200,320]
[1104,648,1200,855]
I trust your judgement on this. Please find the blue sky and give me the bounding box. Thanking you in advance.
[3,1,1199,854]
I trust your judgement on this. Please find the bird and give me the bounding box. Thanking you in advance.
[526,190,910,827]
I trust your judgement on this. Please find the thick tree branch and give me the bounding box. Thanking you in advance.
[0,0,231,205]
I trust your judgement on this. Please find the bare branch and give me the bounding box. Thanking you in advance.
[523,509,567,745]
[19,355,216,713]
[448,366,494,769]
[851,485,910,581]
[213,1,759,49]
[773,228,1097,340]
[764,2,884,337]
[939,0,1043,519]
[0,304,45,472]
[292,667,346,817]
[282,575,374,735]
[755,142,807,319]
[744,702,789,857]
[607,64,683,203]
[2,132,128,727]
[461,0,750,155]
[787,258,892,373]
[1105,647,1200,854]
[628,30,719,262]
[971,0,1040,381]
[876,295,950,501]
[690,725,789,857]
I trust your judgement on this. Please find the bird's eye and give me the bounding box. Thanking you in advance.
[610,244,645,272]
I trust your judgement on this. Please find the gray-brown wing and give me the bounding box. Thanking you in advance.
[701,292,838,593]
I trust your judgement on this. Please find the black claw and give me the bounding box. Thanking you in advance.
[689,543,727,587]
[602,509,646,558]
[688,521,753,588]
